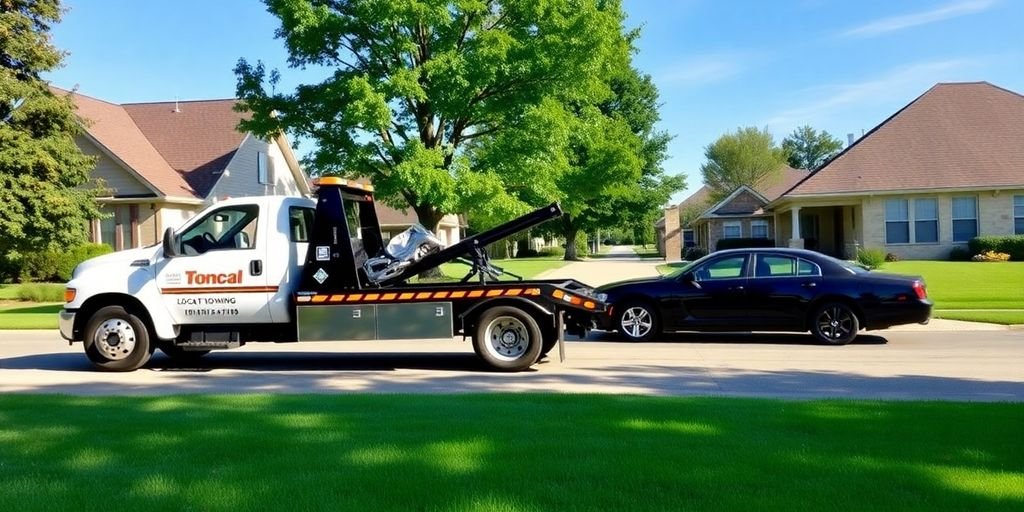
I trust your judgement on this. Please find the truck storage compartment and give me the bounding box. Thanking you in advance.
[296,302,452,341]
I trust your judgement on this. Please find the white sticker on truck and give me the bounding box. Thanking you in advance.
[316,246,330,261]
[313,268,329,284]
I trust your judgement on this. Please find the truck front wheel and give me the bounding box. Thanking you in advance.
[83,305,153,372]
[473,306,543,371]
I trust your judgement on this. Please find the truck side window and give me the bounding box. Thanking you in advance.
[179,205,259,255]
[289,206,315,242]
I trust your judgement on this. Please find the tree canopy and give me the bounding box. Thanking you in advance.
[0,0,99,257]
[699,126,786,202]
[235,0,632,234]
[782,125,843,170]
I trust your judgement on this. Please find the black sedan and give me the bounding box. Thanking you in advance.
[594,248,932,344]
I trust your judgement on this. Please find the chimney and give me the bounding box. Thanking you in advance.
[173,96,181,113]
[847,133,855,147]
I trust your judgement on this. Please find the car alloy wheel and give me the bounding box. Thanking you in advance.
[812,303,859,345]
[618,302,658,342]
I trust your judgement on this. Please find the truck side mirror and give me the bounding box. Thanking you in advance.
[162,227,179,258]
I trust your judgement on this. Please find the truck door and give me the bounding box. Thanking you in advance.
[155,202,273,325]
[264,201,315,322]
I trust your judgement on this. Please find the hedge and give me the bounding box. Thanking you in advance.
[968,235,1024,261]
[715,238,774,251]
[16,243,113,282]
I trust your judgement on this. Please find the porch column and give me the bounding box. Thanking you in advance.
[662,205,681,262]
[789,206,804,249]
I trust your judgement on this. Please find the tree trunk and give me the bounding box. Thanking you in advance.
[413,203,447,279]
[562,215,582,261]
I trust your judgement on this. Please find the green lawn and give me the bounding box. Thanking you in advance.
[0,303,61,329]
[0,284,19,300]
[631,245,661,258]
[435,257,568,281]
[882,261,1024,324]
[0,394,1020,511]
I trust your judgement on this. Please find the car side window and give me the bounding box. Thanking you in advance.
[179,205,259,256]
[694,255,748,281]
[754,254,798,277]
[798,259,821,276]
[288,206,315,242]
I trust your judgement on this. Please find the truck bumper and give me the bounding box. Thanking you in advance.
[58,309,76,341]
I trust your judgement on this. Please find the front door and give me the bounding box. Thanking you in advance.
[155,203,273,325]
[678,253,751,329]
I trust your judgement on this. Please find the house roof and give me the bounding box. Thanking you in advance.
[784,82,1024,197]
[58,87,256,200]
[122,99,247,198]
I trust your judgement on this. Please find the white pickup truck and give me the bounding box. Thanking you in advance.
[60,178,604,372]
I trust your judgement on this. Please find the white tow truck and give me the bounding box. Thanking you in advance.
[60,178,604,372]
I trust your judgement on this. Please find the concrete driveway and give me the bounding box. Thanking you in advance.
[1,328,1021,400]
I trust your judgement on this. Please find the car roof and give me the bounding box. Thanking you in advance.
[713,247,825,258]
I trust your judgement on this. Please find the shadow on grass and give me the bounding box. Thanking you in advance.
[0,303,62,314]
[0,393,1021,510]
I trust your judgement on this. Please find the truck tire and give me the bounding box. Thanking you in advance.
[158,342,210,362]
[473,306,543,371]
[83,305,153,372]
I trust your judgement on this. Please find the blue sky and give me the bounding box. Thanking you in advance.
[46,0,1024,203]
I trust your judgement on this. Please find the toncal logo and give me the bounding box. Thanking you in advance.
[186,270,243,285]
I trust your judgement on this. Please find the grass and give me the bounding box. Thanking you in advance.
[0,394,1021,511]
[656,261,689,275]
[0,303,61,329]
[631,245,661,258]
[882,261,1024,324]
[0,284,19,300]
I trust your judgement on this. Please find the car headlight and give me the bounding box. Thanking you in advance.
[595,293,608,303]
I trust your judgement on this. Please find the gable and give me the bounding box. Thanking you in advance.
[714,189,767,215]
[76,135,156,197]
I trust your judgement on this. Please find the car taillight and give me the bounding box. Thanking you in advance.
[912,281,927,300]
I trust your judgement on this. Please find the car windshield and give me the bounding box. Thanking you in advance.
[660,256,706,279]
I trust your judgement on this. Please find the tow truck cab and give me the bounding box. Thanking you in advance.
[61,178,604,372]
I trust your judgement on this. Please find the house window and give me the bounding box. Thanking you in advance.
[885,199,910,244]
[952,196,978,242]
[722,221,741,239]
[96,205,137,251]
[750,220,769,239]
[1014,195,1024,235]
[257,151,269,185]
[913,198,938,243]
[683,229,695,247]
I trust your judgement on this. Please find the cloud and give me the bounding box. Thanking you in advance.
[765,58,985,128]
[841,0,997,38]
[656,52,750,88]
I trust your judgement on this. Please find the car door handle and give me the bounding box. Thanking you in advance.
[802,282,816,288]
[730,285,744,291]
[250,259,263,276]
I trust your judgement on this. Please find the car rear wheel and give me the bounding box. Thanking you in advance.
[617,301,659,342]
[811,302,859,345]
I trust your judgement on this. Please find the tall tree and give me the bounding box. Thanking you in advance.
[782,125,843,170]
[0,0,99,257]
[235,0,628,237]
[699,126,786,202]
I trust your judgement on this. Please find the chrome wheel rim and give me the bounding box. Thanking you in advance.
[817,306,853,340]
[484,316,531,361]
[93,318,137,360]
[621,307,653,339]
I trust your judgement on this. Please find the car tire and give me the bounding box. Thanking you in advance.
[473,306,543,371]
[83,305,153,372]
[811,302,860,345]
[617,301,659,342]
[158,342,210,362]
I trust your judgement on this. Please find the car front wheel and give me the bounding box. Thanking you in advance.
[617,302,659,342]
[811,302,860,345]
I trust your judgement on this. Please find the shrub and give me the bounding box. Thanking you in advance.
[971,250,1011,262]
[683,247,707,261]
[538,246,565,258]
[516,248,539,258]
[884,252,900,262]
[16,283,66,302]
[715,238,774,251]
[968,235,1024,261]
[856,248,887,269]
[18,243,112,282]
[949,246,972,261]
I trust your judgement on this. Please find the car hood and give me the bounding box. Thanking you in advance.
[596,276,666,292]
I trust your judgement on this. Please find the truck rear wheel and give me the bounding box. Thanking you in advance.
[83,305,153,372]
[473,306,542,371]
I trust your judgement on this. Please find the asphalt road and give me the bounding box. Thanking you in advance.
[1,328,1021,400]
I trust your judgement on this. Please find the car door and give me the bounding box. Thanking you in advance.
[155,202,273,325]
[744,253,823,329]
[678,253,751,328]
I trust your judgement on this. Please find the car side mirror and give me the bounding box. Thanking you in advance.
[162,227,180,258]
[681,272,695,282]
